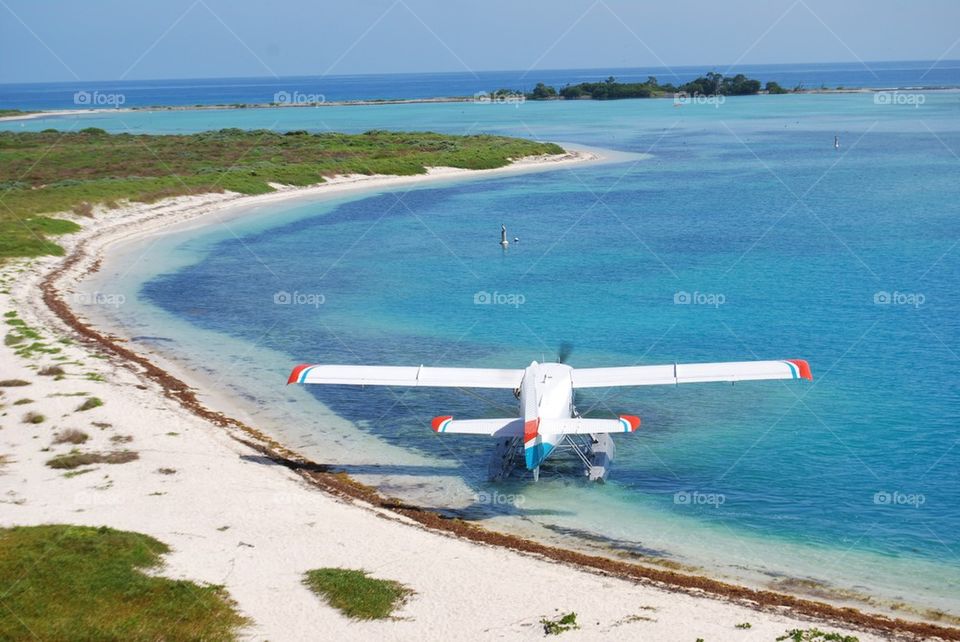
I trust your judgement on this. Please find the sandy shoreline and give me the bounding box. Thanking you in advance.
[1,150,953,640]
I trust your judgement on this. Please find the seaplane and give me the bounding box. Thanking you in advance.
[287,357,812,481]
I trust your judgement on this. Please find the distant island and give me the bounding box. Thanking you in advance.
[497,72,789,102]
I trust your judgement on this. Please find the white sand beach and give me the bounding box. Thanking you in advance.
[0,152,914,641]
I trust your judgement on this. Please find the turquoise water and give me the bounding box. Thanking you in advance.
[67,92,960,613]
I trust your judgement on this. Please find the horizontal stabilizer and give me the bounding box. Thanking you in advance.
[571,360,812,388]
[431,416,523,436]
[289,364,524,389]
[538,415,641,435]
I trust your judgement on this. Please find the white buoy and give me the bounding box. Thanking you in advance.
[500,224,509,248]
[834,135,840,150]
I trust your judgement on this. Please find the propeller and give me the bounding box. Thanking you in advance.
[557,341,574,364]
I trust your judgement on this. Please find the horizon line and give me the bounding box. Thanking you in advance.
[2,58,959,88]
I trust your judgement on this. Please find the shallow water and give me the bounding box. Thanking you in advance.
[76,91,960,616]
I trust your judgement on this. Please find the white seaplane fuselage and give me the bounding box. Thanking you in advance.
[518,361,576,471]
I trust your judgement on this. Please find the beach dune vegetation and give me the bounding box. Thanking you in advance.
[0,524,247,640]
[0,129,563,260]
[302,568,412,620]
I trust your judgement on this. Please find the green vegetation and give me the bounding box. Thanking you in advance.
[736,621,753,628]
[46,449,137,469]
[0,379,30,387]
[0,524,247,640]
[0,109,35,118]
[766,81,789,94]
[777,629,859,642]
[77,396,104,411]
[0,129,562,260]
[53,429,90,445]
[510,72,781,101]
[5,311,59,359]
[302,568,412,620]
[541,612,579,635]
[12,398,33,405]
[22,411,44,424]
[39,365,65,376]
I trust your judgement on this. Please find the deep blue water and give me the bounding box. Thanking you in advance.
[2,60,960,110]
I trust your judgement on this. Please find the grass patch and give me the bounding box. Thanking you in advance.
[302,568,412,620]
[12,398,33,405]
[22,411,45,424]
[0,524,247,640]
[76,397,103,411]
[46,449,138,470]
[541,612,579,635]
[53,429,89,445]
[62,468,94,478]
[0,379,30,387]
[0,129,562,259]
[156,467,177,475]
[110,434,133,443]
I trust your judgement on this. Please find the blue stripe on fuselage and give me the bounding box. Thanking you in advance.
[525,440,555,470]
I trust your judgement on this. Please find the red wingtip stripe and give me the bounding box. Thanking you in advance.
[787,359,813,381]
[287,364,311,385]
[431,415,453,432]
[620,415,641,431]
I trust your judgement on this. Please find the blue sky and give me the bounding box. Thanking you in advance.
[1,0,957,83]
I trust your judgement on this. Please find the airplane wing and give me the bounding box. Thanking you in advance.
[570,359,811,388]
[539,415,641,434]
[431,415,640,436]
[288,364,524,389]
[431,416,523,436]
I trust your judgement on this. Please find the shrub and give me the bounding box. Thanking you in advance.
[77,397,103,411]
[53,429,89,445]
[39,365,65,376]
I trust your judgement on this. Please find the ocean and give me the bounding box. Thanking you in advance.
[2,59,960,110]
[5,66,960,616]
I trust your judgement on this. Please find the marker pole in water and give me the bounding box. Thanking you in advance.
[500,223,509,248]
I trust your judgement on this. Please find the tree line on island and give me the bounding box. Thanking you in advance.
[486,72,790,102]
